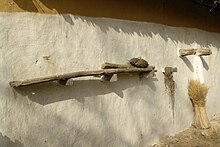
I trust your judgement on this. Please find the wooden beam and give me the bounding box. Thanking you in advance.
[179,48,212,57]
[195,49,212,56]
[179,49,196,56]
[9,66,156,87]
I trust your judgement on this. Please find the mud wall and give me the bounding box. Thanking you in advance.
[0,13,220,147]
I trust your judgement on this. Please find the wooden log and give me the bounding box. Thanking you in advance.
[179,48,212,56]
[179,49,196,56]
[195,49,212,56]
[9,66,155,87]
[101,62,132,69]
[102,62,155,70]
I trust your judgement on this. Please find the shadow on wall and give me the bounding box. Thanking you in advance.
[180,55,210,72]
[14,75,157,105]
[66,15,220,50]
[12,76,162,146]
[12,75,167,146]
[0,132,23,147]
[12,0,220,34]
[180,57,195,72]
[11,0,220,50]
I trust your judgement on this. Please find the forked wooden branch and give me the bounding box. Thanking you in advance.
[9,66,155,87]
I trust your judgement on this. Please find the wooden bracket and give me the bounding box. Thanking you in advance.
[162,67,177,73]
[179,48,212,57]
[100,74,114,82]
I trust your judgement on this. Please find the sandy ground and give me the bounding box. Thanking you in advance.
[151,118,220,147]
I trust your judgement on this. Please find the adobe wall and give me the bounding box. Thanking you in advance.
[0,13,220,147]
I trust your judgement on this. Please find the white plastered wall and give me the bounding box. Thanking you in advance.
[0,13,220,147]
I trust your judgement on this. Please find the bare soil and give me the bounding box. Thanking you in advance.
[151,118,220,147]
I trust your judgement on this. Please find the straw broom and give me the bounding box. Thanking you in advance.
[188,80,211,129]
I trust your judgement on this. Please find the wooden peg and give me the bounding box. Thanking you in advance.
[162,67,177,73]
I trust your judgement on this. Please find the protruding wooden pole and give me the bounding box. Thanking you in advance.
[9,66,156,87]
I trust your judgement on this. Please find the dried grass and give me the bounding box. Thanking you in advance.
[188,80,210,129]
[188,80,208,107]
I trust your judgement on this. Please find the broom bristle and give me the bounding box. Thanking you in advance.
[188,80,209,107]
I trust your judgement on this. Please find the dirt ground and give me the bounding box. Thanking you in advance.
[151,118,220,147]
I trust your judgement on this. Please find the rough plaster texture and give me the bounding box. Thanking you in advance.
[0,13,220,147]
